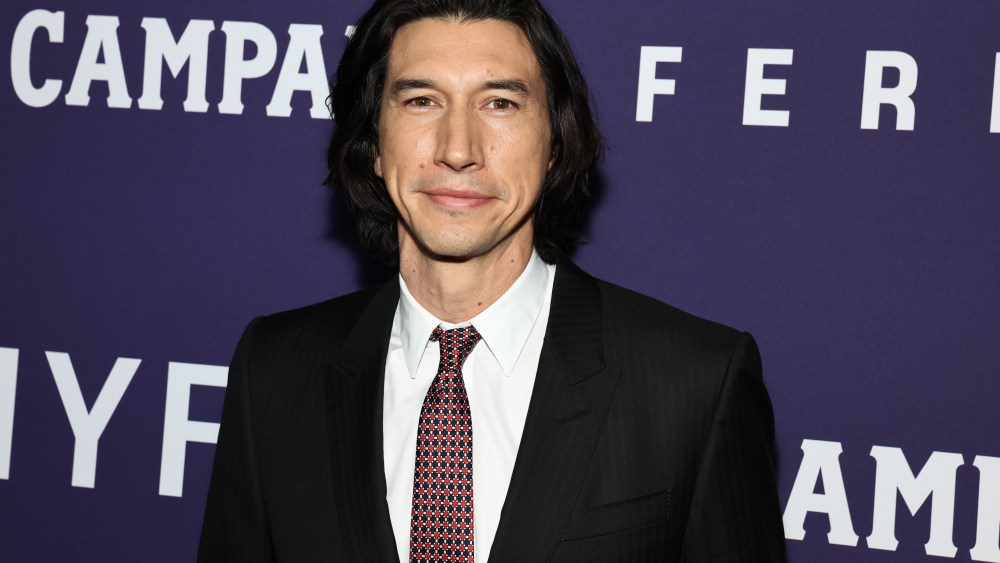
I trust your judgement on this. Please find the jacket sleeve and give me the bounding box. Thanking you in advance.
[198,316,276,562]
[679,331,786,562]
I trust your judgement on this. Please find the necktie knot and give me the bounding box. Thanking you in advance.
[430,325,482,374]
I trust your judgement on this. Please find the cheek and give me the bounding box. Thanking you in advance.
[491,122,549,200]
[383,124,436,178]
[378,132,403,172]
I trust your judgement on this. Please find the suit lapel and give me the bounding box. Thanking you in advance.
[323,277,401,562]
[489,257,622,561]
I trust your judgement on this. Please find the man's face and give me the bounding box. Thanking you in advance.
[375,18,551,260]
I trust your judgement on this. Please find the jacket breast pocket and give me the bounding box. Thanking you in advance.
[560,488,671,541]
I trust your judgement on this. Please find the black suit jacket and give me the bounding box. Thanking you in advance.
[198,256,786,562]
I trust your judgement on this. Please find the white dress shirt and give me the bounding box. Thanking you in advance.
[383,248,556,562]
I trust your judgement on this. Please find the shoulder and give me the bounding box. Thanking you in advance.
[240,282,388,363]
[595,276,744,356]
[588,274,755,404]
[586,274,764,434]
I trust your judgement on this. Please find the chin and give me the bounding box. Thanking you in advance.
[420,232,497,260]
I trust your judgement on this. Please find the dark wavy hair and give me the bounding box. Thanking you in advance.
[324,0,603,264]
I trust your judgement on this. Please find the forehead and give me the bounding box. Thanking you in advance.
[387,18,542,86]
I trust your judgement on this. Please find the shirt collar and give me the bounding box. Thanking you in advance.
[395,248,551,379]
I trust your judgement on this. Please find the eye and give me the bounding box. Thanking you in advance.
[486,98,518,112]
[404,96,437,108]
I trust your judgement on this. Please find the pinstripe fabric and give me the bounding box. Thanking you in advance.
[198,257,785,562]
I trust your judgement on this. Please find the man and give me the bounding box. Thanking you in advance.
[199,0,786,561]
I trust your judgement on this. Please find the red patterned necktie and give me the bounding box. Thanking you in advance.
[408,325,482,562]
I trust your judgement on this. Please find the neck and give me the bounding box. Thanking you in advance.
[397,224,534,324]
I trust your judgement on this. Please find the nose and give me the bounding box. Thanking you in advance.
[435,105,484,172]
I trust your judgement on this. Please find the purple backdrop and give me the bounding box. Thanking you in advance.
[2,0,999,561]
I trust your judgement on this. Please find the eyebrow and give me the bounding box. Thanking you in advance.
[484,78,531,97]
[389,77,533,98]
[390,78,435,97]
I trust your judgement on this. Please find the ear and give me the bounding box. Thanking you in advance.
[374,153,383,178]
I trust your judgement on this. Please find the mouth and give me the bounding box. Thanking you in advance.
[423,188,495,210]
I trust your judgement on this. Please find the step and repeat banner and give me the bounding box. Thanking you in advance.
[2,0,998,560]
